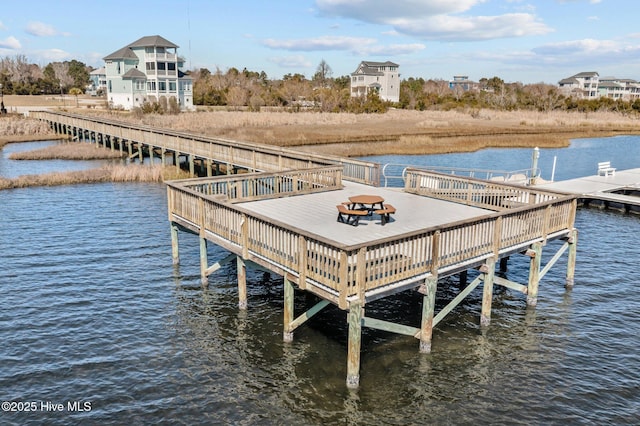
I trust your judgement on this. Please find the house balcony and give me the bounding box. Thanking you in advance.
[145,53,177,62]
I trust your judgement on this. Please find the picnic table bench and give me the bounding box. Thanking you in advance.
[336,204,369,226]
[375,204,396,225]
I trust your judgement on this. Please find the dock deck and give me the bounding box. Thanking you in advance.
[539,168,640,212]
[238,181,489,247]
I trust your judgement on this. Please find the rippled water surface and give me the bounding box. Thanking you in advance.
[1,139,639,425]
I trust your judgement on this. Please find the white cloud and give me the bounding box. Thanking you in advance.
[263,35,376,51]
[35,48,71,62]
[0,36,21,49]
[396,13,552,41]
[267,55,313,68]
[315,0,551,41]
[262,35,425,58]
[25,21,70,37]
[316,0,481,22]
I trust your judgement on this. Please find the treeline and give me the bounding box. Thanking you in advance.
[0,54,91,95]
[193,65,640,114]
[2,53,640,114]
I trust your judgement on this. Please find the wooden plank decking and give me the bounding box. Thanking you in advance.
[538,168,640,211]
[237,181,489,247]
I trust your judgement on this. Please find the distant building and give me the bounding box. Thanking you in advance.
[449,75,479,92]
[350,61,400,102]
[558,71,640,100]
[558,72,599,99]
[87,67,107,96]
[103,35,193,110]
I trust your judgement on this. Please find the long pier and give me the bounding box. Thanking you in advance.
[30,111,381,185]
[36,112,579,388]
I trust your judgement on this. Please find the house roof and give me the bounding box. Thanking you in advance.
[103,46,139,61]
[122,68,147,79]
[351,60,399,76]
[572,71,599,78]
[90,67,106,75]
[128,35,178,49]
[103,35,179,60]
[558,77,578,85]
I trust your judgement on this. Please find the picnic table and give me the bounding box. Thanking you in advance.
[348,195,384,213]
[337,195,396,226]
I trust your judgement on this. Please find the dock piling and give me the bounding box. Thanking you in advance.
[480,257,496,327]
[527,243,543,307]
[346,303,363,389]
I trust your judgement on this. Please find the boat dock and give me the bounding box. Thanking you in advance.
[35,111,580,388]
[539,168,640,213]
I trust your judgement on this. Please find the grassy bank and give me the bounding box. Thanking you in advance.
[0,164,191,190]
[0,115,60,148]
[9,142,127,160]
[85,108,640,156]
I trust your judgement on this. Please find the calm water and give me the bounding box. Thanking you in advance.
[1,138,639,425]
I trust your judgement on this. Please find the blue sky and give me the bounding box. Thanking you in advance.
[1,0,638,84]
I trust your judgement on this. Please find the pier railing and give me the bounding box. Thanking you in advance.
[404,168,565,210]
[172,166,343,203]
[167,170,576,308]
[30,111,380,185]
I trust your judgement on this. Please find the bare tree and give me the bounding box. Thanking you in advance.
[313,59,333,88]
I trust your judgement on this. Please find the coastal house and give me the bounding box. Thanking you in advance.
[449,75,479,92]
[87,67,107,96]
[103,35,193,111]
[558,72,599,99]
[350,61,400,102]
[558,71,640,101]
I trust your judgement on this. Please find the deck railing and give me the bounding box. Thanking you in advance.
[404,168,565,210]
[173,166,343,203]
[167,170,576,308]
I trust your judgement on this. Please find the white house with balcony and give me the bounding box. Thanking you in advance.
[558,71,640,101]
[558,72,599,99]
[350,61,399,102]
[103,35,193,111]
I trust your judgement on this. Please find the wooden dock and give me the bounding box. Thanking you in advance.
[538,168,640,213]
[35,111,580,388]
[167,167,578,388]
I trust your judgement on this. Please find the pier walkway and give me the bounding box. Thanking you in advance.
[539,168,640,213]
[36,111,579,388]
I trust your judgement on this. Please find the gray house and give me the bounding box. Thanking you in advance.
[103,35,193,110]
[350,61,400,102]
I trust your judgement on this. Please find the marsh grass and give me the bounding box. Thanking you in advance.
[9,142,127,160]
[0,116,57,148]
[0,165,191,190]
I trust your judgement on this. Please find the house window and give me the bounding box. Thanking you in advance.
[145,47,154,54]
[157,62,166,71]
[157,47,165,54]
[146,81,156,91]
[135,80,145,90]
[146,62,155,71]
[167,63,176,71]
[159,81,167,92]
[169,81,176,91]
